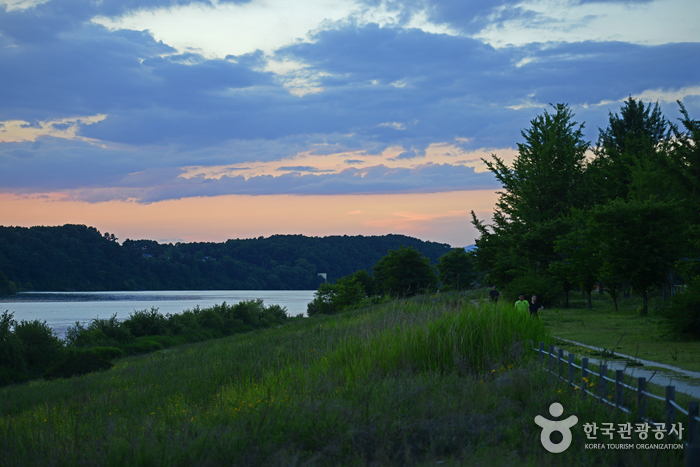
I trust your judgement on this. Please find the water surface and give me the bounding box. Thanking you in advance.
[0,290,315,338]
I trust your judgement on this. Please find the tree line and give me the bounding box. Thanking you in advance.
[470,98,699,337]
[0,226,455,293]
[307,245,478,315]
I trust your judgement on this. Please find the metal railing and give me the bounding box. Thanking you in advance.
[531,340,700,467]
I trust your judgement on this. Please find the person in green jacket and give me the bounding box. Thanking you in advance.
[515,293,529,314]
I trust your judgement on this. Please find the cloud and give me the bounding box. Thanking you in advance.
[0,0,698,206]
[276,166,334,173]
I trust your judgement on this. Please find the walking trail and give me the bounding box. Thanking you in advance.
[553,337,700,399]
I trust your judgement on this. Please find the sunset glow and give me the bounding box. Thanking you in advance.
[1,0,698,247]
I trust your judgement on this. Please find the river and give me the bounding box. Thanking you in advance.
[0,290,316,339]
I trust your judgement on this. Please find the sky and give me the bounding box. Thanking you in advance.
[0,0,698,247]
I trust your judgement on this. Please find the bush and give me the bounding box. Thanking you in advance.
[196,308,225,331]
[166,309,200,335]
[123,307,168,337]
[0,311,26,385]
[14,319,62,374]
[308,270,376,316]
[660,280,700,339]
[65,323,113,348]
[44,347,113,379]
[88,314,132,344]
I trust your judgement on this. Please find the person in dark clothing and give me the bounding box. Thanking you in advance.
[529,294,544,318]
[489,286,500,303]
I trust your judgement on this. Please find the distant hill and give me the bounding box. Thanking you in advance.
[0,225,454,292]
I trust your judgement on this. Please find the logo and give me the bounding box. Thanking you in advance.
[534,402,578,453]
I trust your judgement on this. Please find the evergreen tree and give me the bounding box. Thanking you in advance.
[471,103,593,290]
[590,97,671,202]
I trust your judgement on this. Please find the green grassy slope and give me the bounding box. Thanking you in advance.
[0,296,683,466]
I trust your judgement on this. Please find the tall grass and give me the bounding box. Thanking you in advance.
[0,295,683,466]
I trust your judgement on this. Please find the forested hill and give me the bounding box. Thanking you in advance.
[0,224,454,292]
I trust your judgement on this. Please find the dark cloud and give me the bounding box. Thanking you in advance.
[0,1,698,202]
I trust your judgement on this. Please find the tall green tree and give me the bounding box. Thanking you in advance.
[436,248,475,291]
[551,210,600,309]
[587,197,684,315]
[667,101,700,279]
[471,103,593,289]
[590,97,672,202]
[372,246,437,297]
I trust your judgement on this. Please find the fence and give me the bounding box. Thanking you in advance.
[531,341,700,467]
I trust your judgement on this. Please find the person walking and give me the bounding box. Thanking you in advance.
[514,293,529,314]
[489,286,500,303]
[529,294,544,318]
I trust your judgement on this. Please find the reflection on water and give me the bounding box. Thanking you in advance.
[0,290,316,339]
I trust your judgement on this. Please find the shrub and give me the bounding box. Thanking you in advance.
[196,308,225,331]
[0,311,27,385]
[308,270,375,316]
[88,314,133,344]
[44,347,113,379]
[166,309,200,335]
[123,307,168,337]
[14,319,62,374]
[660,279,700,339]
[65,323,112,348]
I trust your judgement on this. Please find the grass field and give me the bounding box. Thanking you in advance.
[0,294,686,466]
[536,292,700,373]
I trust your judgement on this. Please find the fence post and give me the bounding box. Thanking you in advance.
[686,401,699,467]
[615,370,624,409]
[548,345,554,372]
[568,353,575,388]
[539,342,545,365]
[558,348,564,379]
[598,364,607,401]
[666,386,676,429]
[581,358,588,400]
[638,377,647,419]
